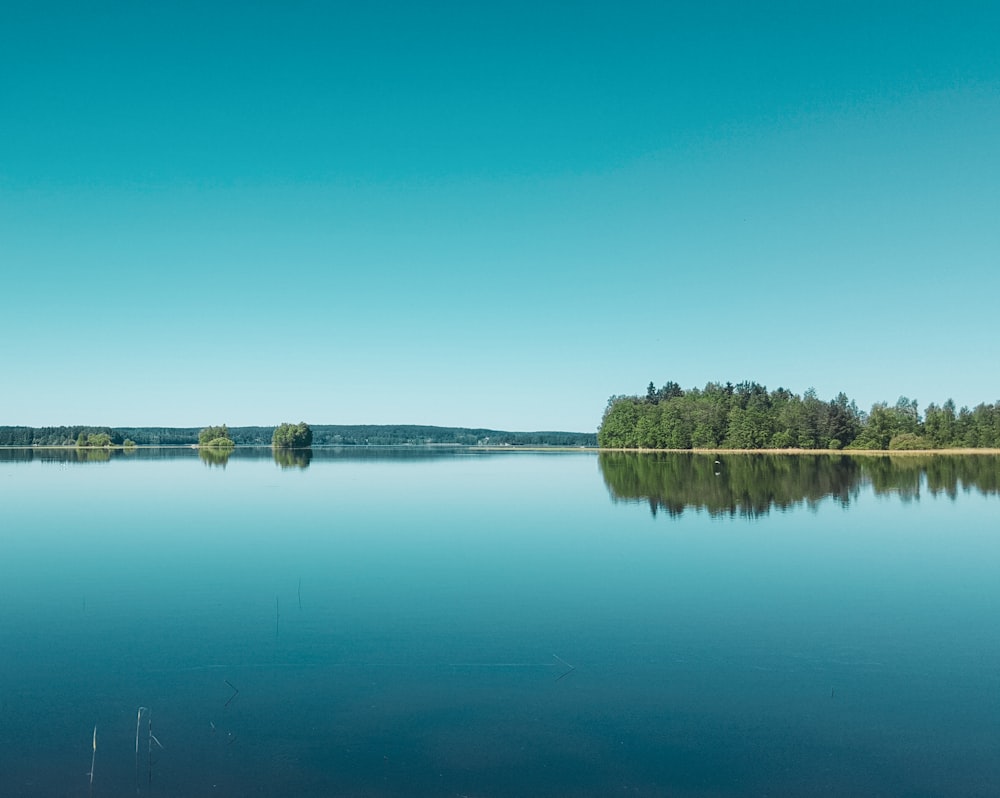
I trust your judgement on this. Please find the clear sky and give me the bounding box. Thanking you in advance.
[2,2,998,431]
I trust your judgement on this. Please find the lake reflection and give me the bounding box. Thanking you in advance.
[1,449,999,797]
[600,451,1000,517]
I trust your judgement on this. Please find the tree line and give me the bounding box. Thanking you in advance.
[306,425,594,447]
[0,426,127,447]
[0,424,596,448]
[598,380,1000,450]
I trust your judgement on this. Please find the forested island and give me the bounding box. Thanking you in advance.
[272,422,313,448]
[0,424,596,448]
[599,381,1000,450]
[198,424,235,448]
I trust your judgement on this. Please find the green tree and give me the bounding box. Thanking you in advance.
[800,388,828,448]
[658,398,693,448]
[923,401,957,448]
[893,396,920,435]
[199,425,234,448]
[775,394,807,448]
[634,407,663,448]
[272,422,313,449]
[656,381,684,402]
[597,396,642,448]
[827,393,860,448]
[725,382,772,448]
[696,383,732,447]
[889,432,930,450]
[851,403,894,449]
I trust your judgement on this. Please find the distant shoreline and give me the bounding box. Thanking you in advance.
[0,424,597,448]
[3,444,999,455]
[597,447,1000,455]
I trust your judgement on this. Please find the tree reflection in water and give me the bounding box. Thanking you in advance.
[273,448,312,469]
[198,447,231,468]
[599,452,1000,518]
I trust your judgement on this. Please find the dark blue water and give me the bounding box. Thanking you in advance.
[1,449,998,796]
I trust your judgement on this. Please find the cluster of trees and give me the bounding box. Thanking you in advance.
[598,381,1000,450]
[78,432,108,447]
[198,425,235,448]
[272,422,313,448]
[76,432,118,448]
[0,426,123,446]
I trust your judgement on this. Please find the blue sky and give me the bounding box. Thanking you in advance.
[2,2,998,431]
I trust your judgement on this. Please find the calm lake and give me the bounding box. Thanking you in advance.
[2,448,998,797]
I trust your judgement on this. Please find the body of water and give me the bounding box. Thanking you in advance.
[1,448,998,796]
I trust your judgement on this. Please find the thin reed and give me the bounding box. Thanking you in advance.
[88,725,97,788]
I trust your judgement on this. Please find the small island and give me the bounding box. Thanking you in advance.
[198,424,235,449]
[272,422,313,449]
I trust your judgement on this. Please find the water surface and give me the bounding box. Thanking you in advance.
[1,449,998,796]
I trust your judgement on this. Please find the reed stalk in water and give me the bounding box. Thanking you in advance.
[147,713,164,786]
[134,706,164,792]
[135,707,148,792]
[88,725,97,788]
